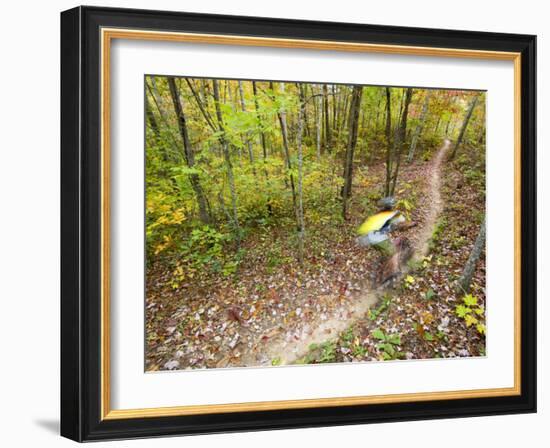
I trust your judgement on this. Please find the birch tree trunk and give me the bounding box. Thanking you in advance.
[458,216,486,293]
[167,78,210,224]
[407,91,431,163]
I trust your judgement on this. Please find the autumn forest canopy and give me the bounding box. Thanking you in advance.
[145,76,487,371]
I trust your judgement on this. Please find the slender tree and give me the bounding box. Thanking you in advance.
[407,91,432,163]
[167,77,210,224]
[296,86,307,264]
[450,95,479,159]
[252,81,273,215]
[238,81,256,173]
[315,85,322,161]
[323,84,331,151]
[273,82,298,216]
[457,216,486,293]
[384,88,393,197]
[444,118,452,136]
[212,80,241,241]
[342,86,364,219]
[389,88,413,196]
[145,93,160,138]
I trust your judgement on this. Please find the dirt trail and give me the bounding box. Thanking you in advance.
[241,140,451,366]
[414,138,450,258]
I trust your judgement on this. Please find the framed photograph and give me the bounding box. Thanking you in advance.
[61,6,536,441]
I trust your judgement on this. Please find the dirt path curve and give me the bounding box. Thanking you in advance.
[242,140,451,366]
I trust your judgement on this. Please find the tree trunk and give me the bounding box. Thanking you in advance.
[274,82,298,214]
[375,90,383,130]
[145,92,160,139]
[444,118,451,136]
[185,79,217,132]
[339,87,350,137]
[323,84,331,152]
[212,80,241,240]
[150,77,170,123]
[384,88,393,197]
[296,87,307,264]
[226,83,243,163]
[407,91,431,163]
[315,85,322,161]
[342,86,364,219]
[390,88,413,196]
[332,85,339,133]
[458,216,486,293]
[433,116,441,134]
[450,95,479,159]
[397,89,406,123]
[167,77,210,224]
[238,81,256,173]
[252,81,273,215]
[147,78,181,161]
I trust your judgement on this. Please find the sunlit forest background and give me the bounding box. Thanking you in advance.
[145,76,486,371]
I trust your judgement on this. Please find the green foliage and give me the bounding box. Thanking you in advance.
[341,327,355,344]
[372,328,403,360]
[352,344,368,358]
[424,288,436,301]
[396,198,414,220]
[423,332,435,341]
[428,217,448,252]
[299,341,338,364]
[368,295,391,321]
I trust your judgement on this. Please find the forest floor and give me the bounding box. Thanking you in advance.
[145,139,486,371]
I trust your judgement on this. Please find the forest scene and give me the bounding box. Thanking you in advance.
[144,75,486,371]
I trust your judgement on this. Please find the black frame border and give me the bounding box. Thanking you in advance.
[61,6,536,442]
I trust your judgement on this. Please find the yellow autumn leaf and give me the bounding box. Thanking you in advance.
[464,314,479,327]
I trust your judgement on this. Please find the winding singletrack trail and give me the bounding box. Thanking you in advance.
[414,138,450,259]
[243,139,451,366]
